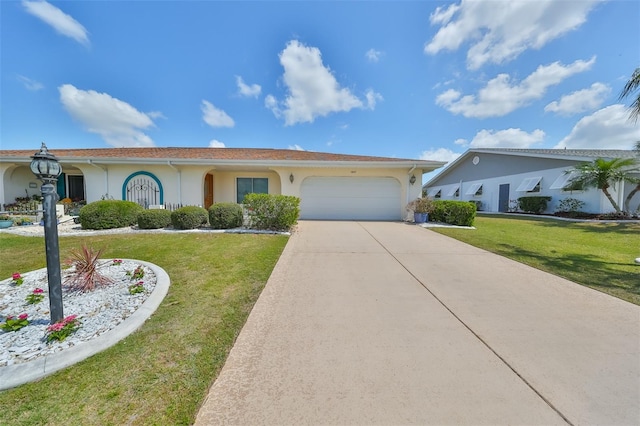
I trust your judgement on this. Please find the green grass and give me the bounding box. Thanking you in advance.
[431,215,640,305]
[0,232,288,425]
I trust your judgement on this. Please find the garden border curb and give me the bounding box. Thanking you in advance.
[0,260,170,391]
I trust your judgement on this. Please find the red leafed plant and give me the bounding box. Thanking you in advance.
[63,244,113,292]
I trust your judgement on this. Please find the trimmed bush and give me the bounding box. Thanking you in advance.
[518,196,551,214]
[79,200,143,230]
[171,206,208,230]
[137,209,172,229]
[243,193,300,231]
[209,202,243,229]
[431,200,476,226]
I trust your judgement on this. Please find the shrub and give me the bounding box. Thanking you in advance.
[431,200,476,226]
[518,196,552,214]
[79,200,142,230]
[137,209,172,229]
[63,244,113,292]
[555,197,585,217]
[209,203,243,229]
[171,206,208,230]
[243,193,300,231]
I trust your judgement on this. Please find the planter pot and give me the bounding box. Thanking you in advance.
[0,220,13,229]
[413,212,428,223]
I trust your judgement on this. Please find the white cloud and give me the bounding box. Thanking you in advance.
[208,140,226,148]
[454,138,468,146]
[469,128,546,148]
[201,100,234,128]
[436,57,595,118]
[23,0,89,46]
[266,40,375,125]
[236,76,261,98]
[17,75,44,91]
[419,147,462,163]
[425,0,601,70]
[554,104,640,149]
[365,48,382,62]
[365,89,383,109]
[288,144,305,151]
[59,84,156,147]
[544,82,610,115]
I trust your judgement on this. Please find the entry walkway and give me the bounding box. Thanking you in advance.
[195,221,640,425]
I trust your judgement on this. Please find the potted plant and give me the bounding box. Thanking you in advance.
[0,215,14,229]
[406,197,434,224]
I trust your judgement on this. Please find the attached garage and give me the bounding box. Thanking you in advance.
[300,176,402,220]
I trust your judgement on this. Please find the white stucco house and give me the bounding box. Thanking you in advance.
[423,148,640,214]
[0,147,445,221]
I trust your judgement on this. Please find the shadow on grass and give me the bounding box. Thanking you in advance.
[496,243,640,302]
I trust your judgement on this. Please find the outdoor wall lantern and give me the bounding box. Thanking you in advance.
[30,142,64,323]
[289,173,294,183]
[409,175,417,185]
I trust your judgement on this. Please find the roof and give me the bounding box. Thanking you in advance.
[0,147,444,170]
[470,148,638,160]
[424,148,638,187]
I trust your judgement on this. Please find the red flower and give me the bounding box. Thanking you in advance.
[12,272,21,280]
[18,313,28,320]
[33,288,44,294]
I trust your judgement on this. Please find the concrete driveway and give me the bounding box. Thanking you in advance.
[195,221,640,425]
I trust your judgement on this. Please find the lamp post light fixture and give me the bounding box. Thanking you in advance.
[30,142,64,323]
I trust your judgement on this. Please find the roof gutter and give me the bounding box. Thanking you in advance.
[88,160,109,198]
[167,161,182,204]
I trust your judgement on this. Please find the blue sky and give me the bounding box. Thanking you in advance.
[2,1,639,174]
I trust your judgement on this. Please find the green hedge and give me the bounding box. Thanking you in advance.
[431,200,476,226]
[171,206,209,230]
[243,193,300,231]
[79,200,143,230]
[518,196,551,214]
[137,209,172,229]
[208,203,243,229]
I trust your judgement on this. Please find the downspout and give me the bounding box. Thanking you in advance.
[167,161,181,205]
[88,160,108,199]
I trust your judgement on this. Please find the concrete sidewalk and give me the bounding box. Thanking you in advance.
[195,221,640,425]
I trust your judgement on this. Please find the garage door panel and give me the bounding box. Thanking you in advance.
[300,177,401,220]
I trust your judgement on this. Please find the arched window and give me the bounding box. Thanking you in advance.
[122,171,163,207]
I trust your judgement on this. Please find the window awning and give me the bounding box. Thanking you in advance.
[516,176,542,192]
[427,187,441,197]
[550,171,577,190]
[465,183,482,195]
[446,185,460,196]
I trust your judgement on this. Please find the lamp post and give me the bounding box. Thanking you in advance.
[30,142,64,323]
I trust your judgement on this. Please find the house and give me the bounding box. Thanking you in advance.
[423,148,640,214]
[0,147,445,221]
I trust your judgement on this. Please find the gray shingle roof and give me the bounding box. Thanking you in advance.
[471,148,637,159]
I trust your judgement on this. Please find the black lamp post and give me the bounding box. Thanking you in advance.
[30,142,64,323]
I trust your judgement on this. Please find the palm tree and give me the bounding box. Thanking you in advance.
[620,67,640,122]
[567,158,639,214]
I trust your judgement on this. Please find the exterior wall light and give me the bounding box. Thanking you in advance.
[30,142,64,323]
[409,175,417,185]
[289,173,294,183]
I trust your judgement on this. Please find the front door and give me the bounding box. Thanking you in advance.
[498,183,510,212]
[68,175,85,201]
[204,174,214,209]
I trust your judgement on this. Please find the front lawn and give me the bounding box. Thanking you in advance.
[431,215,640,305]
[0,232,288,425]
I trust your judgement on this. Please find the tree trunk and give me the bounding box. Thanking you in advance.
[624,183,640,213]
[602,187,622,213]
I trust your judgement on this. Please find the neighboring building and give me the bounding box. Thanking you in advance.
[0,147,445,221]
[423,148,640,214]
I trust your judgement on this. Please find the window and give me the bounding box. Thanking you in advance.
[516,176,542,192]
[550,171,583,191]
[237,178,268,203]
[466,183,483,196]
[447,185,460,197]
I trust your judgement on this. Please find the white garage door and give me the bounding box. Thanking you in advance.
[300,177,402,220]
